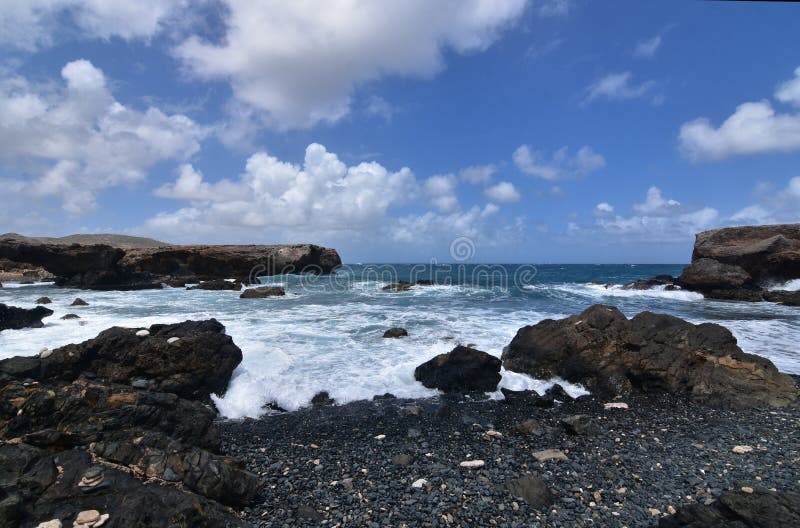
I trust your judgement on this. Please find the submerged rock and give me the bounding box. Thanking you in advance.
[0,303,53,331]
[383,327,408,338]
[415,345,502,393]
[502,304,798,408]
[382,282,414,292]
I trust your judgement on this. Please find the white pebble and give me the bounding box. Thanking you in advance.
[459,459,485,468]
[485,430,502,437]
[36,520,62,528]
[604,402,629,410]
[167,337,180,344]
[411,478,428,489]
[135,329,150,337]
[732,445,754,454]
[374,434,386,440]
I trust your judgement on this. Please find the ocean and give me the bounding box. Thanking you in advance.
[1,264,798,418]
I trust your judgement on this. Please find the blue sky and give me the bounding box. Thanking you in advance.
[1,0,799,263]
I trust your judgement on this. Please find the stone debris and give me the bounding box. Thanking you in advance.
[411,478,428,489]
[604,402,629,410]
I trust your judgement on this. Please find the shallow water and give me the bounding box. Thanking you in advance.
[1,264,798,417]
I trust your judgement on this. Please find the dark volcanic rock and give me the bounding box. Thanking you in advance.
[4,319,243,400]
[61,313,80,320]
[502,304,798,408]
[71,297,89,306]
[187,279,242,291]
[560,414,599,435]
[240,286,286,298]
[0,303,53,331]
[764,290,800,306]
[383,327,408,338]
[415,345,501,393]
[622,275,677,290]
[504,475,555,510]
[658,488,800,527]
[311,391,335,406]
[382,282,414,292]
[35,296,52,304]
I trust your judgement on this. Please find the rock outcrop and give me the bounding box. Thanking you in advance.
[239,286,286,298]
[187,279,242,291]
[0,233,341,290]
[658,487,800,527]
[674,224,800,303]
[415,345,502,393]
[0,303,53,332]
[0,319,258,528]
[502,305,798,408]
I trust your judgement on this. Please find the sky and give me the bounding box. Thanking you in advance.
[0,0,799,263]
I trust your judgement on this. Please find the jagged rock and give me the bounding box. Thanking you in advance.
[415,345,501,393]
[71,298,89,306]
[505,475,555,510]
[240,286,286,298]
[622,275,677,290]
[0,303,53,331]
[502,304,798,408]
[658,487,800,527]
[11,319,243,400]
[35,297,52,305]
[383,327,408,338]
[187,279,242,291]
[764,290,800,306]
[311,391,335,406]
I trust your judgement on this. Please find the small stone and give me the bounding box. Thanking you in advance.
[131,379,148,389]
[167,337,180,344]
[411,478,428,489]
[604,402,629,410]
[667,506,677,514]
[648,508,661,516]
[135,329,150,337]
[512,419,542,435]
[732,445,754,454]
[374,434,386,440]
[93,514,110,527]
[459,459,485,468]
[532,449,568,462]
[485,429,503,437]
[36,520,62,528]
[383,327,408,338]
[741,486,754,494]
[392,454,414,466]
[75,510,100,525]
[39,348,52,358]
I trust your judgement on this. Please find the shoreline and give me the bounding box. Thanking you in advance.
[219,378,800,527]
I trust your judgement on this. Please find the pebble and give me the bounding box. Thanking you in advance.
[647,508,661,516]
[131,379,148,389]
[485,429,502,437]
[532,449,568,462]
[135,329,150,337]
[732,445,754,454]
[741,486,754,493]
[604,402,629,410]
[411,478,428,489]
[459,459,485,468]
[74,510,100,525]
[167,337,180,344]
[374,434,386,440]
[36,521,62,528]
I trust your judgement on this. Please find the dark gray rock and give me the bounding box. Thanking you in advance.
[70,298,89,306]
[505,475,555,510]
[35,297,52,305]
[658,487,800,527]
[0,303,53,331]
[561,414,599,436]
[240,286,286,298]
[383,327,408,338]
[415,345,501,393]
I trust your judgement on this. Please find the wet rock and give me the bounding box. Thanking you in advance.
[311,391,335,406]
[240,286,286,298]
[382,282,414,292]
[658,487,800,527]
[415,345,501,393]
[383,327,408,338]
[297,505,323,522]
[35,297,52,305]
[187,279,242,290]
[60,314,80,320]
[502,304,798,408]
[764,290,800,306]
[0,303,53,331]
[71,298,89,306]
[505,475,555,510]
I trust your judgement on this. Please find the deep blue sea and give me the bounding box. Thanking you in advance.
[1,264,798,417]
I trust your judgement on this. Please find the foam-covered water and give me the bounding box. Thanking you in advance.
[1,264,798,417]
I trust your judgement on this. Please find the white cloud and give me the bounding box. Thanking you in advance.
[594,202,614,216]
[583,72,656,105]
[730,177,800,224]
[535,0,570,17]
[0,59,205,214]
[633,186,681,215]
[679,66,800,162]
[424,173,460,212]
[174,0,527,129]
[484,181,521,202]
[513,145,605,180]
[776,66,800,107]
[459,164,496,184]
[0,0,186,51]
[633,35,662,59]
[364,95,396,122]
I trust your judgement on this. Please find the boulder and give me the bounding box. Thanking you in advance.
[678,258,752,290]
[71,298,89,306]
[504,475,555,510]
[501,304,798,408]
[240,286,286,298]
[0,303,53,331]
[35,297,52,304]
[658,487,800,527]
[5,319,243,400]
[61,313,80,320]
[383,327,408,338]
[311,391,335,406]
[187,279,242,291]
[415,345,501,393]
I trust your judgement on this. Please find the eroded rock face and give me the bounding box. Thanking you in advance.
[501,305,798,408]
[0,233,341,290]
[0,303,53,331]
[658,487,800,527]
[415,346,502,393]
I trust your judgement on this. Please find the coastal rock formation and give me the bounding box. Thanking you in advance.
[0,303,53,331]
[383,327,408,338]
[501,305,798,408]
[187,279,242,290]
[0,319,258,527]
[240,286,286,298]
[658,487,800,527]
[0,233,341,290]
[415,345,502,393]
[673,224,800,302]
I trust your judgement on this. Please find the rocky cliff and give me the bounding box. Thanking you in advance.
[0,233,342,290]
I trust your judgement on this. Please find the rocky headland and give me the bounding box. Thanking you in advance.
[0,233,341,290]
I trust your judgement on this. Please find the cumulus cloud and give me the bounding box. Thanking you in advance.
[535,0,570,17]
[0,59,205,214]
[173,0,527,129]
[513,145,605,180]
[583,72,656,105]
[730,177,800,224]
[594,202,614,216]
[679,66,800,162]
[633,35,662,59]
[459,164,496,184]
[484,181,521,203]
[424,174,460,213]
[0,0,187,51]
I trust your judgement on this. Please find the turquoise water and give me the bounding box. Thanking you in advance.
[1,264,798,417]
